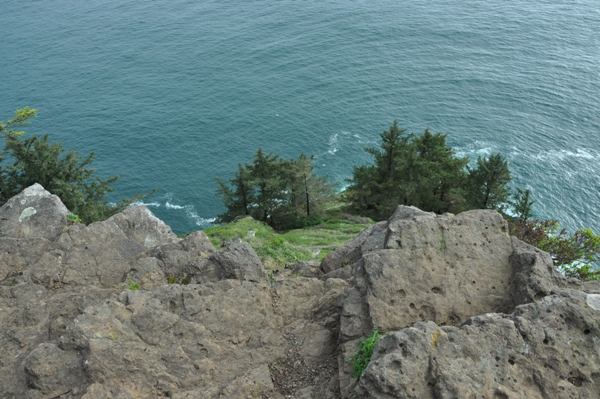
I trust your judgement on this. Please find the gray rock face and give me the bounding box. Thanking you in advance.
[209,241,267,282]
[337,208,530,343]
[1,188,598,399]
[355,288,600,398]
[107,205,179,248]
[0,183,70,241]
[333,206,580,398]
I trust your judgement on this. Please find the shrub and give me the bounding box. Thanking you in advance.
[510,219,600,280]
[350,326,386,379]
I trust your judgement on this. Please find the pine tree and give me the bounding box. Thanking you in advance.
[409,129,468,214]
[511,187,534,221]
[215,163,254,223]
[345,120,410,219]
[286,153,337,218]
[465,153,511,211]
[246,149,287,226]
[215,150,336,229]
[1,108,150,223]
[346,123,468,219]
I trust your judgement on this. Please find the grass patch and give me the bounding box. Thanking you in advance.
[201,214,374,269]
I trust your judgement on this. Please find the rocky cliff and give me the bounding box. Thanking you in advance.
[0,184,598,399]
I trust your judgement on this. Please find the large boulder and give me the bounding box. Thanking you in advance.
[355,288,600,398]
[209,241,267,282]
[25,220,147,289]
[0,184,69,282]
[339,208,522,342]
[107,205,179,248]
[0,183,69,241]
[335,206,577,398]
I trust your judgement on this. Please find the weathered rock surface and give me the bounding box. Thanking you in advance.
[1,187,598,399]
[355,288,600,398]
[0,183,70,241]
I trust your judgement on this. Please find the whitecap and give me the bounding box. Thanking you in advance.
[131,200,161,208]
[165,201,185,210]
[529,148,599,162]
[327,133,339,155]
[185,207,216,227]
[454,140,493,159]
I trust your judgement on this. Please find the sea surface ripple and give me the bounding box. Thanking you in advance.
[1,0,599,233]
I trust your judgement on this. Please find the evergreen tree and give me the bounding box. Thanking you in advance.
[286,153,337,218]
[408,129,468,213]
[345,121,411,219]
[215,163,254,223]
[465,153,511,211]
[0,108,151,223]
[215,150,337,229]
[346,123,467,219]
[511,188,534,222]
[247,148,287,226]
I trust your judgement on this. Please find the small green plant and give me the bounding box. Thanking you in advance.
[166,274,191,285]
[350,326,386,379]
[269,363,284,373]
[124,276,140,290]
[267,272,276,286]
[67,213,82,224]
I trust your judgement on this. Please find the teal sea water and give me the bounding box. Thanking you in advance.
[1,0,599,234]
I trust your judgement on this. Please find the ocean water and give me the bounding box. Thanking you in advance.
[1,0,599,234]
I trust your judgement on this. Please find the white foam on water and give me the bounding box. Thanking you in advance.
[185,206,216,227]
[454,141,493,159]
[530,148,599,162]
[131,200,161,208]
[132,193,217,228]
[165,201,185,210]
[327,133,339,155]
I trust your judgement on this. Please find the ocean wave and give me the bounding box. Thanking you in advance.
[131,200,161,207]
[530,148,599,162]
[165,201,185,210]
[327,133,339,155]
[132,194,217,228]
[454,141,494,159]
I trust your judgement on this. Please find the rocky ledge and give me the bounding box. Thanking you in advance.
[0,184,598,399]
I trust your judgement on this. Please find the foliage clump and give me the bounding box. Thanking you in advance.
[510,219,600,280]
[215,149,338,230]
[0,108,151,224]
[344,120,516,220]
[350,327,386,379]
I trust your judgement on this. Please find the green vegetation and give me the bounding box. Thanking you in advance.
[267,271,276,285]
[67,213,82,225]
[3,109,598,281]
[350,327,386,379]
[0,108,152,224]
[124,276,140,290]
[510,219,600,280]
[344,120,515,220]
[215,149,338,230]
[166,274,191,285]
[202,212,374,269]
